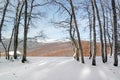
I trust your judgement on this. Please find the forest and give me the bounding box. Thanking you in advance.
[0,0,120,64]
[1,0,120,80]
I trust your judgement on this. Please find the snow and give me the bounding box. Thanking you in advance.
[37,39,70,43]
[9,51,22,55]
[0,57,120,80]
[1,51,22,56]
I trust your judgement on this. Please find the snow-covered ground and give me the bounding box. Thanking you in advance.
[0,57,120,80]
[37,39,70,43]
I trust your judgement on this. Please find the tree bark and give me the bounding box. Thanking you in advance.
[69,15,79,61]
[106,11,113,57]
[100,0,107,62]
[14,0,20,59]
[69,0,84,63]
[86,6,92,59]
[111,0,118,66]
[94,0,105,63]
[22,0,34,63]
[22,0,28,63]
[14,0,24,59]
[7,28,14,60]
[91,0,97,66]
[0,0,9,42]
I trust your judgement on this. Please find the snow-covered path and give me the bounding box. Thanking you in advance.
[0,57,120,80]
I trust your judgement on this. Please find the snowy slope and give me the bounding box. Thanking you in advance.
[0,57,120,80]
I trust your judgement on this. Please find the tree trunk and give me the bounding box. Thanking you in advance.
[91,0,96,66]
[106,11,113,57]
[69,15,79,61]
[14,0,20,59]
[7,28,14,60]
[14,0,24,59]
[86,6,92,59]
[94,0,105,63]
[111,0,118,66]
[100,0,107,62]
[0,0,9,42]
[22,0,28,63]
[69,0,84,63]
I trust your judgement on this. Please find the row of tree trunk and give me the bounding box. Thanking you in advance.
[0,0,29,63]
[90,0,118,66]
[52,0,119,66]
[0,0,119,66]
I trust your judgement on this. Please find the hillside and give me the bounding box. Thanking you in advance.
[0,39,110,57]
[0,39,42,52]
[28,41,110,57]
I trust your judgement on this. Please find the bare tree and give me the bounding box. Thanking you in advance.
[22,0,36,63]
[1,28,14,60]
[14,0,24,59]
[69,0,84,63]
[49,0,81,61]
[0,0,9,42]
[94,0,105,63]
[91,0,97,66]
[22,0,28,63]
[69,15,79,61]
[111,0,118,66]
[106,10,113,57]
[7,28,14,59]
[0,0,9,59]
[100,0,107,62]
[85,1,92,59]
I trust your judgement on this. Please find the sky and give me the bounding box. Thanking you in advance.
[1,0,90,41]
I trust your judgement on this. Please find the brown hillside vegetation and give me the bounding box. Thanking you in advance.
[28,41,110,57]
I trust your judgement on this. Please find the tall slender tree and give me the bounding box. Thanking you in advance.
[111,0,118,66]
[91,0,97,65]
[0,0,9,42]
[22,0,35,63]
[100,0,107,62]
[106,10,113,57]
[85,2,92,59]
[94,0,105,63]
[69,0,84,63]
[50,0,79,61]
[22,0,28,63]
[14,0,20,59]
